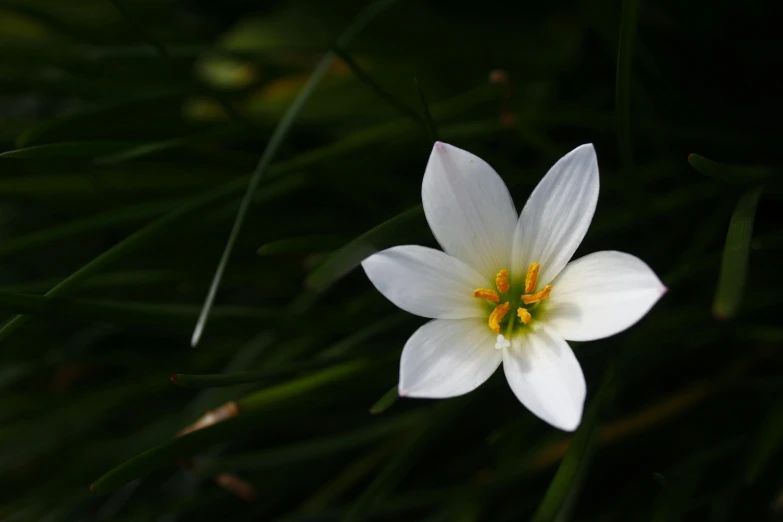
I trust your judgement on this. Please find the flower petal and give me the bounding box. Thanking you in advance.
[399,318,501,398]
[512,144,599,287]
[422,142,517,277]
[503,325,586,431]
[544,251,666,341]
[362,245,489,319]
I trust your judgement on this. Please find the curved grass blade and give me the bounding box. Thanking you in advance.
[0,199,179,258]
[90,360,369,494]
[688,154,779,185]
[94,125,245,165]
[744,400,783,485]
[0,290,277,328]
[343,402,459,522]
[615,0,641,168]
[0,141,139,159]
[713,187,763,319]
[256,235,344,256]
[0,178,245,343]
[370,385,399,414]
[16,89,184,148]
[332,46,425,129]
[305,205,424,291]
[190,0,400,347]
[414,77,439,143]
[0,105,415,343]
[173,315,402,388]
[198,413,421,473]
[530,372,614,522]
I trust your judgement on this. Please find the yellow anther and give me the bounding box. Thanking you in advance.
[488,302,510,334]
[517,307,531,324]
[495,269,510,294]
[473,288,500,303]
[521,284,552,305]
[525,262,540,293]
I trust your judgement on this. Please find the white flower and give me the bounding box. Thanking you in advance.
[362,142,666,431]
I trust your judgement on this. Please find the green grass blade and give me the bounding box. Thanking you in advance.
[94,126,244,165]
[90,360,369,494]
[530,372,614,522]
[198,413,421,472]
[744,400,783,485]
[0,141,140,159]
[305,205,424,291]
[343,402,458,522]
[370,385,399,414]
[0,199,179,258]
[615,0,641,168]
[688,153,778,185]
[0,290,277,328]
[713,187,763,319]
[414,77,439,143]
[0,178,245,343]
[256,235,344,256]
[332,46,425,129]
[190,0,400,347]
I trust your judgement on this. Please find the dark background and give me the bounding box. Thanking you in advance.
[1,0,781,520]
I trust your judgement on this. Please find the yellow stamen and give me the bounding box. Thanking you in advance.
[521,284,552,305]
[495,269,510,294]
[525,262,540,293]
[517,307,531,324]
[473,288,500,303]
[488,302,510,334]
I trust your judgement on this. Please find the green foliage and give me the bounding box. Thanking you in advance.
[1,0,781,520]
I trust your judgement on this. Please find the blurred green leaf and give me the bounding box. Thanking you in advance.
[530,372,613,522]
[615,0,640,168]
[414,77,439,143]
[256,235,344,256]
[713,186,763,319]
[370,385,399,414]
[90,360,370,494]
[343,402,458,522]
[688,154,779,185]
[0,199,178,258]
[0,289,277,328]
[198,412,420,473]
[305,205,424,291]
[744,400,783,485]
[190,0,402,347]
[0,141,139,159]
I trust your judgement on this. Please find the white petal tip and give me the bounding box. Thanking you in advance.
[661,286,669,295]
[558,419,581,432]
[398,387,408,398]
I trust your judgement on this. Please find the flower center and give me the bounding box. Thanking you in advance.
[472,263,553,341]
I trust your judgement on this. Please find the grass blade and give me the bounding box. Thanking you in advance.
[615,0,641,168]
[688,153,779,185]
[0,289,277,328]
[370,385,399,414]
[744,400,783,485]
[256,235,344,256]
[305,205,424,291]
[343,402,457,521]
[90,360,370,494]
[198,413,421,473]
[332,46,425,129]
[713,187,763,319]
[530,372,614,522]
[0,141,139,159]
[414,77,439,143]
[190,0,400,346]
